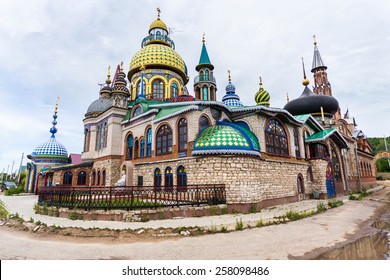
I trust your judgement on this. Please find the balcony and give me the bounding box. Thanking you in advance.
[141,34,175,49]
[194,75,216,84]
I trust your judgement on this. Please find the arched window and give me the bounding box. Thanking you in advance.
[332,149,342,181]
[91,171,96,186]
[97,171,101,186]
[83,128,89,152]
[133,106,142,117]
[95,124,101,150]
[294,128,301,158]
[154,168,162,190]
[136,79,146,96]
[140,139,145,158]
[199,116,210,131]
[134,140,139,159]
[165,167,173,192]
[171,82,178,98]
[156,125,172,155]
[63,171,73,186]
[177,165,187,192]
[199,70,205,81]
[146,128,152,157]
[297,174,304,194]
[178,118,187,152]
[77,171,87,185]
[205,70,209,80]
[152,79,164,99]
[306,167,313,182]
[102,122,107,148]
[265,119,289,156]
[102,170,106,186]
[309,143,329,159]
[202,85,208,100]
[126,134,133,160]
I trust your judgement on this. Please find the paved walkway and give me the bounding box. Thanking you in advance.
[0,186,384,231]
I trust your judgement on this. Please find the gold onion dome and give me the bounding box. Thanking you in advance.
[128,40,188,83]
[255,77,270,107]
[149,18,168,33]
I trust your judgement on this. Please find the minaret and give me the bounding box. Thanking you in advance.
[311,35,341,119]
[194,34,217,101]
[311,35,332,97]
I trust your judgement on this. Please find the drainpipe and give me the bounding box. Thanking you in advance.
[354,145,362,191]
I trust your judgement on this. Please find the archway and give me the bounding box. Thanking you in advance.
[373,152,390,173]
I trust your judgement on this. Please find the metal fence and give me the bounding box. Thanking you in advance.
[38,184,226,210]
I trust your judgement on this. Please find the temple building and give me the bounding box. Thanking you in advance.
[27,11,375,210]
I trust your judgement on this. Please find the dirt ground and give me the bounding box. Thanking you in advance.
[0,182,389,259]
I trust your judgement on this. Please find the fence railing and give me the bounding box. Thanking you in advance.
[38,184,226,210]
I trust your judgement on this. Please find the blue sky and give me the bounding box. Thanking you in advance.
[0,0,389,174]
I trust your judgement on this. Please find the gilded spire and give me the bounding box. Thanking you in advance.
[120,61,123,72]
[286,93,290,103]
[259,76,263,89]
[105,65,111,84]
[157,7,161,19]
[313,34,317,45]
[228,70,231,82]
[202,33,205,43]
[54,97,60,114]
[50,97,60,137]
[301,57,310,86]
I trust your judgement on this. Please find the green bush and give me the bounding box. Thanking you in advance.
[328,200,344,208]
[249,204,257,214]
[235,218,244,230]
[317,202,327,213]
[4,185,25,196]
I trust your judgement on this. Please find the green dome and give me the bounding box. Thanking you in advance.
[192,122,260,156]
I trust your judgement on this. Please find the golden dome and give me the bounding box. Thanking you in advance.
[128,43,189,83]
[149,19,168,32]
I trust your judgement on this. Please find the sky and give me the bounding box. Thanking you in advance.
[0,0,389,174]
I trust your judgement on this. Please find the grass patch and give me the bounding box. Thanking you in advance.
[285,210,316,221]
[249,204,257,214]
[220,226,228,233]
[210,206,219,216]
[256,219,265,227]
[317,202,327,213]
[328,200,344,208]
[68,208,80,220]
[235,218,244,230]
[0,200,9,219]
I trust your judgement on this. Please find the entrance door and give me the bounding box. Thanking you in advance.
[326,161,336,197]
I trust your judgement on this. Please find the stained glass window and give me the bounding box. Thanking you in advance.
[265,119,289,156]
[127,135,133,159]
[309,143,329,159]
[156,125,172,155]
[177,165,187,191]
[154,168,162,190]
[83,128,89,152]
[63,171,73,186]
[178,118,187,152]
[205,70,209,80]
[146,128,152,157]
[134,140,139,159]
[152,79,164,99]
[133,106,142,117]
[203,85,208,100]
[294,128,301,158]
[77,171,87,185]
[136,79,146,96]
[199,116,210,131]
[171,82,178,98]
[331,149,342,181]
[165,167,173,192]
[140,139,145,158]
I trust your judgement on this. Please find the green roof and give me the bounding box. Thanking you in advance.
[293,114,311,122]
[198,43,211,65]
[305,128,336,142]
[154,106,191,120]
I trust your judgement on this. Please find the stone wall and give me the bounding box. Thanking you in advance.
[132,155,311,206]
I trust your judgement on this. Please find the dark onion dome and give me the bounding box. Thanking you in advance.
[284,80,339,116]
[254,76,270,107]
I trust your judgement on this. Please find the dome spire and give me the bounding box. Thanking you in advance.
[222,70,243,107]
[311,35,327,71]
[196,33,213,70]
[301,57,310,86]
[105,65,111,84]
[50,97,60,138]
[255,75,270,107]
[157,7,161,19]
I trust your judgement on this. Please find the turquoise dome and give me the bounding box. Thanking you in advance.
[192,122,260,156]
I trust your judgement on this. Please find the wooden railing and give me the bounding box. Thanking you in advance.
[38,184,226,210]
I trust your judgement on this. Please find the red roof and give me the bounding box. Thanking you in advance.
[69,153,82,164]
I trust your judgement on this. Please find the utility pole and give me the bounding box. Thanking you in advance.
[10,161,15,180]
[17,153,24,184]
[6,165,9,181]
[385,135,390,171]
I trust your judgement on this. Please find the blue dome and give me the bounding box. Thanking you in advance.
[223,98,243,107]
[225,82,236,93]
[31,136,68,158]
